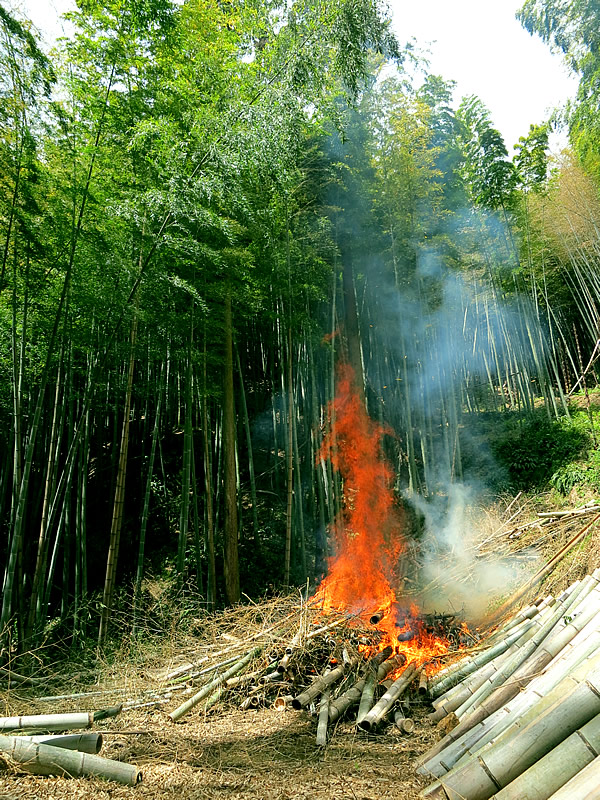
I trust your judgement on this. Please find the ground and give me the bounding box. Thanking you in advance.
[0,701,438,800]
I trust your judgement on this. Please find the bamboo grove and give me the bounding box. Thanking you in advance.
[1,0,600,652]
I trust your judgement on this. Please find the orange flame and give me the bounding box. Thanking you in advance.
[312,363,450,670]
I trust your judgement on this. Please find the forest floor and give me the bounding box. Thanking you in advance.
[0,702,438,800]
[2,489,600,800]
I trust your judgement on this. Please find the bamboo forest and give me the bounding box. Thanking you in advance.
[2,0,600,647]
[6,0,600,796]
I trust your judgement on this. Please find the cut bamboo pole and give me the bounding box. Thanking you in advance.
[291,659,356,710]
[394,705,414,734]
[328,653,406,724]
[357,670,377,725]
[493,710,600,800]
[424,665,600,800]
[358,663,418,732]
[18,733,103,754]
[316,689,330,746]
[0,734,141,785]
[422,648,600,781]
[422,579,600,767]
[0,712,93,732]
[431,618,537,698]
[169,646,262,722]
[546,753,600,800]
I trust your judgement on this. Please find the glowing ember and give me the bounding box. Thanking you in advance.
[312,363,450,670]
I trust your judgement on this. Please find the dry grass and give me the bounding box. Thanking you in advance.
[0,594,438,800]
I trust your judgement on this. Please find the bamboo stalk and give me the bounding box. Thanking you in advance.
[393,705,414,734]
[291,660,355,710]
[17,733,103,754]
[316,689,330,746]
[424,664,600,800]
[0,713,93,732]
[494,710,600,800]
[328,652,405,724]
[545,753,600,800]
[0,734,141,785]
[358,663,418,732]
[169,647,262,722]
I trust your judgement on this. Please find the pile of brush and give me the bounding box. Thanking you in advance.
[152,605,469,744]
[418,567,600,799]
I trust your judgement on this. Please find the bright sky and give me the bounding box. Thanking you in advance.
[16,0,578,151]
[390,0,577,150]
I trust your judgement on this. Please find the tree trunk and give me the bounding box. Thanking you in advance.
[223,289,240,605]
[98,310,138,647]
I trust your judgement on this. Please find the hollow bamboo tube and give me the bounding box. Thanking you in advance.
[418,672,429,695]
[0,712,93,732]
[357,671,377,725]
[425,666,600,800]
[19,733,103,754]
[545,753,600,800]
[291,660,356,710]
[169,646,262,722]
[394,706,414,734]
[493,710,600,800]
[328,653,405,724]
[369,609,386,625]
[273,695,294,710]
[0,734,141,785]
[423,648,600,781]
[316,689,330,746]
[358,663,418,732]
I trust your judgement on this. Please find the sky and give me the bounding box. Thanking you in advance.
[16,0,578,151]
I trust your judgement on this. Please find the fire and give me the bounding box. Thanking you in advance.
[311,363,450,670]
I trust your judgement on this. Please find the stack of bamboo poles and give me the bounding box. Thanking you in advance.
[418,567,600,800]
[0,706,141,785]
[161,612,433,743]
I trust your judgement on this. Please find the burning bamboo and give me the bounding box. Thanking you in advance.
[358,662,419,732]
[0,734,141,785]
[291,659,356,710]
[169,646,262,722]
[369,609,386,625]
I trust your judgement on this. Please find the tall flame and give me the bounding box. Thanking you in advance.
[312,363,449,668]
[313,363,403,618]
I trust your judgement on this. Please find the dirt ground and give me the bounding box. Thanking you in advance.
[0,699,438,800]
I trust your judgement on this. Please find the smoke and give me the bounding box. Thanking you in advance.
[409,483,537,623]
[361,210,548,621]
